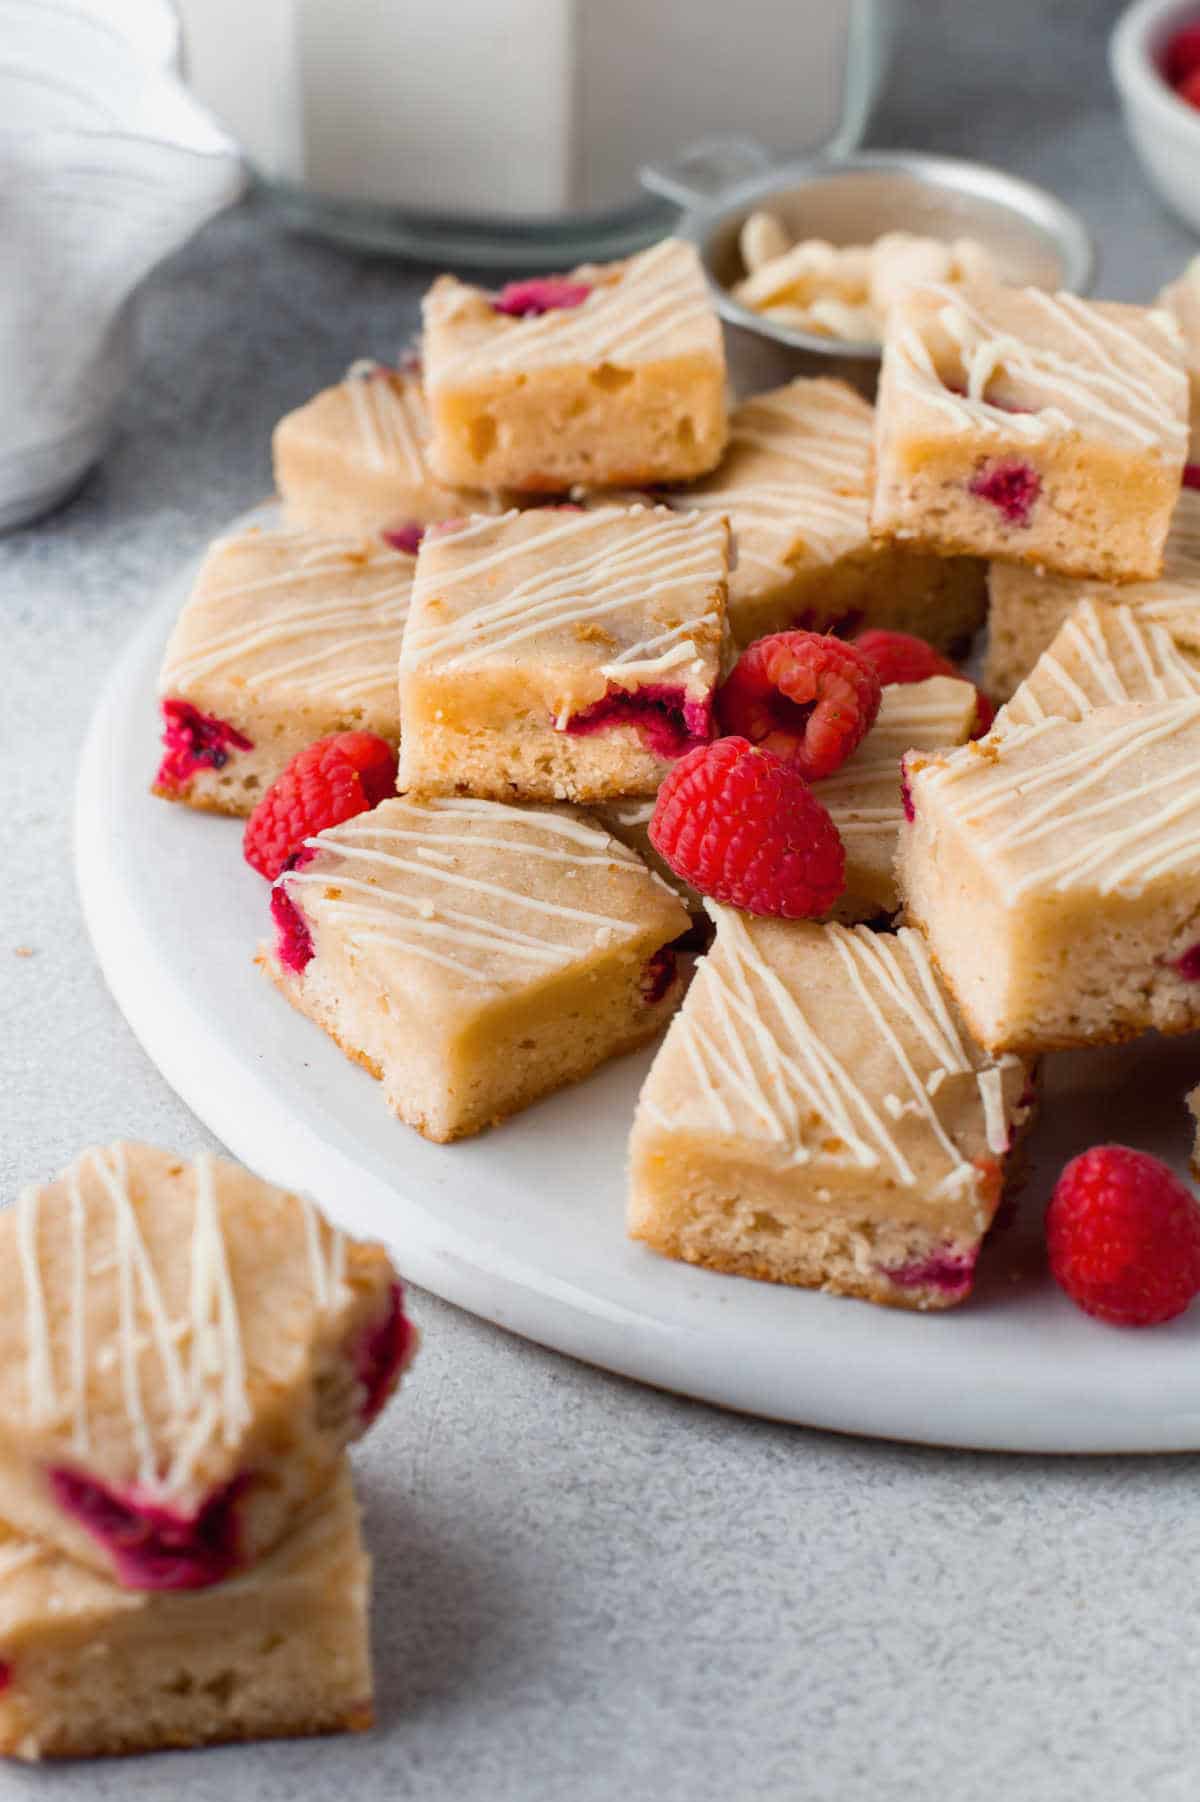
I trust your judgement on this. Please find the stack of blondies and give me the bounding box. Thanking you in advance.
[149,235,1200,1316]
[0,1143,415,1759]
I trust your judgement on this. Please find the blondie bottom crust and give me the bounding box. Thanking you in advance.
[0,1465,371,1761]
[817,675,980,922]
[273,359,493,539]
[0,1144,413,1588]
[422,239,727,492]
[262,794,691,1142]
[1159,257,1200,463]
[871,281,1188,581]
[984,488,1200,698]
[666,377,985,650]
[629,908,1034,1311]
[898,703,1200,1054]
[398,506,728,804]
[994,599,1200,733]
[154,523,414,815]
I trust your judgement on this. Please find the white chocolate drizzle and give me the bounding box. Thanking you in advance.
[639,910,1015,1185]
[400,506,726,689]
[998,599,1200,731]
[344,361,429,481]
[426,238,717,383]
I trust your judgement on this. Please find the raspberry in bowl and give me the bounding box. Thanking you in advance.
[1111,0,1200,237]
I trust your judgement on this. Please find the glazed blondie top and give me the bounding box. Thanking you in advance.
[280,794,685,1003]
[422,238,721,385]
[337,359,438,485]
[997,598,1200,731]
[159,524,415,718]
[399,505,727,702]
[906,702,1200,902]
[667,377,872,579]
[637,907,1019,1196]
[884,282,1188,456]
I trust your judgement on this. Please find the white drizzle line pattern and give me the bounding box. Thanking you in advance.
[163,525,413,708]
[670,381,870,569]
[999,600,1200,730]
[16,1148,347,1498]
[641,910,1010,1184]
[285,796,662,988]
[343,361,429,481]
[890,283,1188,451]
[401,506,725,684]
[428,239,716,381]
[918,703,1200,897]
[817,684,977,835]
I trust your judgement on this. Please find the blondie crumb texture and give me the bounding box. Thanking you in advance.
[397,506,728,804]
[154,524,413,815]
[0,1466,371,1761]
[422,240,727,491]
[898,703,1200,1053]
[0,1144,409,1586]
[629,908,1033,1310]
[667,376,985,650]
[871,282,1188,581]
[984,488,1200,699]
[263,795,690,1141]
[273,361,490,538]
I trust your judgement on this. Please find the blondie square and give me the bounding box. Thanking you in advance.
[154,523,414,815]
[1159,257,1200,463]
[818,675,981,922]
[898,703,1200,1052]
[273,359,489,539]
[262,794,691,1141]
[421,239,728,492]
[984,487,1200,699]
[994,598,1200,733]
[628,908,1033,1310]
[0,1465,371,1760]
[397,506,729,803]
[666,377,985,650]
[0,1144,412,1588]
[871,282,1188,581]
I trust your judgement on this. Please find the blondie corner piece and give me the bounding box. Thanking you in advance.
[0,1144,413,1588]
[667,376,985,651]
[154,523,414,815]
[397,506,728,803]
[272,359,492,539]
[628,908,1034,1311]
[898,703,1200,1053]
[871,281,1188,581]
[0,1464,371,1761]
[984,487,1200,700]
[262,794,691,1142]
[993,598,1200,734]
[421,239,727,492]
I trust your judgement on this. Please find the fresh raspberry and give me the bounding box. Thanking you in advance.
[853,629,994,736]
[648,737,845,918]
[492,277,591,317]
[1185,464,1200,490]
[1180,67,1200,108]
[1046,1145,1200,1326]
[1167,23,1200,84]
[716,631,880,780]
[243,732,397,880]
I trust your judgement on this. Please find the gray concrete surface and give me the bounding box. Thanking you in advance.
[2,1,1198,1795]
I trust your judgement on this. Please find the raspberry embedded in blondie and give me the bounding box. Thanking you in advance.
[397,506,729,803]
[273,359,489,539]
[0,1465,372,1761]
[628,907,1034,1310]
[993,598,1200,734]
[984,487,1200,699]
[154,523,413,816]
[898,702,1200,1053]
[421,239,728,492]
[0,1144,413,1588]
[261,794,691,1141]
[665,377,985,650]
[871,282,1188,581]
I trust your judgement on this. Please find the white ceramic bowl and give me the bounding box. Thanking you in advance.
[1112,0,1200,234]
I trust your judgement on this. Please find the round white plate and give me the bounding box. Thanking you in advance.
[76,555,1200,1454]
